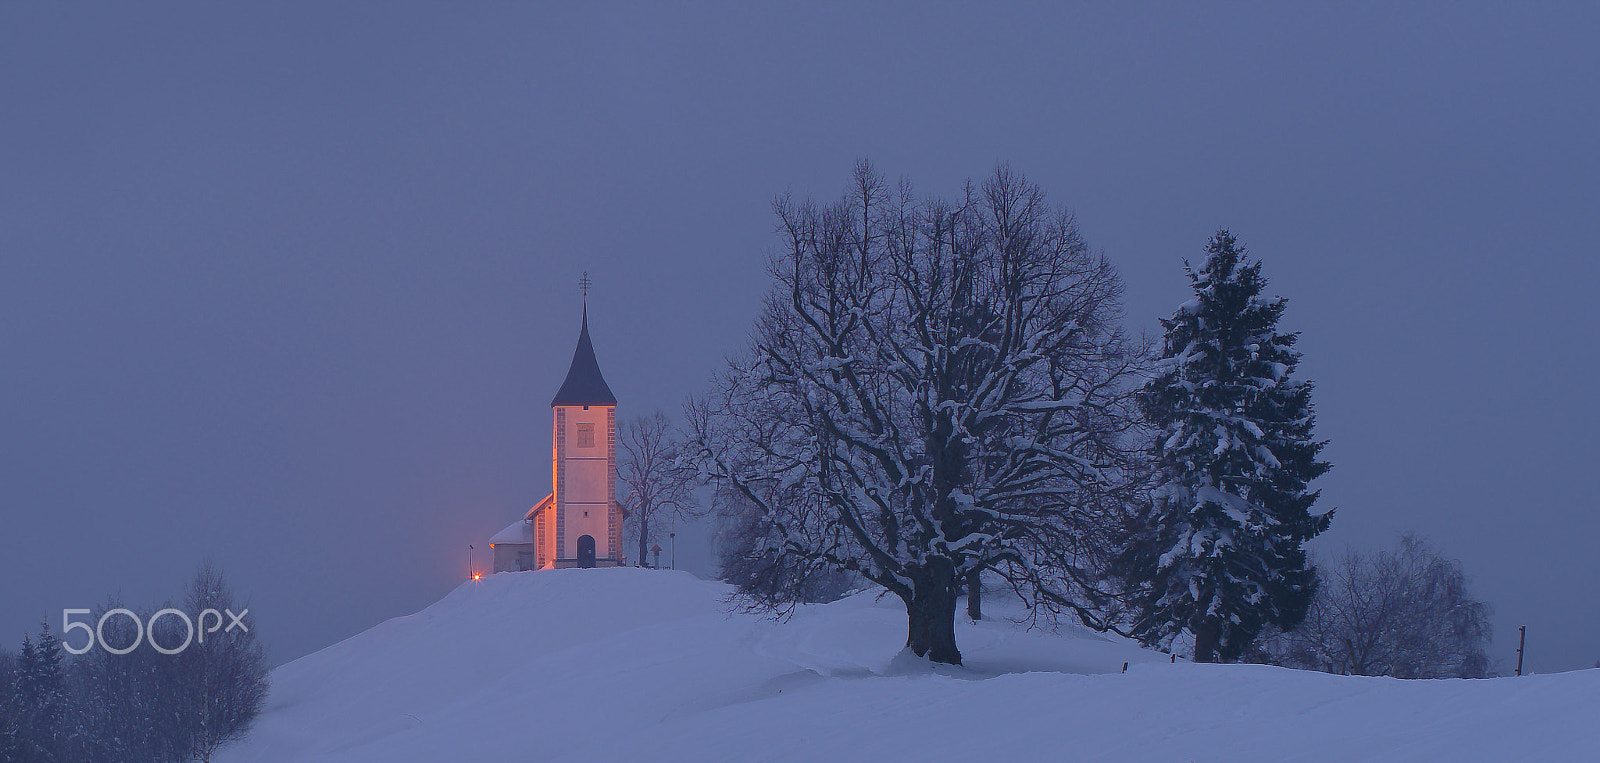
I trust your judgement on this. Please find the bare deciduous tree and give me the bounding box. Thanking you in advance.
[175,560,269,761]
[1257,534,1493,678]
[618,411,699,568]
[689,162,1146,664]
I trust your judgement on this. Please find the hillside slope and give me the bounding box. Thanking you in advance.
[221,568,1598,762]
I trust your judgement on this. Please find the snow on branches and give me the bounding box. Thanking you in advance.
[1118,230,1331,663]
[689,162,1146,664]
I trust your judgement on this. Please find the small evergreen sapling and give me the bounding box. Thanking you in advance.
[1119,230,1331,663]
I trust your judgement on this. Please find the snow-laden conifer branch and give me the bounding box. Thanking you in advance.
[1115,230,1331,663]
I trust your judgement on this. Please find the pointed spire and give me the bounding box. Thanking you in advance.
[551,304,617,407]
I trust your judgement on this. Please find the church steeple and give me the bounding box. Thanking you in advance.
[548,278,621,569]
[488,275,622,572]
[550,304,617,407]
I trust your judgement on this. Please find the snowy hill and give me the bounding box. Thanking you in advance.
[221,568,1598,762]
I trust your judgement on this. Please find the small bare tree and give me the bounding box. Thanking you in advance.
[1261,534,1493,678]
[174,560,270,761]
[618,412,699,568]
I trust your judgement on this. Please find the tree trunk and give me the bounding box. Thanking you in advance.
[1193,618,1221,664]
[637,514,649,568]
[906,562,962,665]
[966,569,982,621]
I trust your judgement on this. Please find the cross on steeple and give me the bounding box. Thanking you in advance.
[579,271,592,301]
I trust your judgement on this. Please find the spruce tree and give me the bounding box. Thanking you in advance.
[15,635,36,696]
[30,623,66,762]
[32,623,62,702]
[14,634,40,758]
[4,636,33,758]
[11,625,66,761]
[1119,229,1331,663]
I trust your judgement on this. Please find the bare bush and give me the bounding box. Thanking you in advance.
[1259,534,1492,678]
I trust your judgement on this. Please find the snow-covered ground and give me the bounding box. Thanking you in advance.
[221,568,1598,762]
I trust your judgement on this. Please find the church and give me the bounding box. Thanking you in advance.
[488,304,625,571]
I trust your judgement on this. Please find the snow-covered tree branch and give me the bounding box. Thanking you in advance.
[689,162,1147,664]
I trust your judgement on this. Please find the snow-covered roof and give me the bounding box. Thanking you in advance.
[489,519,534,546]
[492,493,554,546]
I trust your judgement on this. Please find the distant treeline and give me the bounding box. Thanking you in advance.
[0,561,268,762]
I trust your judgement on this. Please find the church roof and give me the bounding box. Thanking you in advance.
[489,518,534,545]
[551,306,618,407]
[492,494,552,545]
[523,493,554,521]
[556,307,617,407]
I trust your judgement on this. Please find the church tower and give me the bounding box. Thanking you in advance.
[489,294,623,572]
[543,305,620,568]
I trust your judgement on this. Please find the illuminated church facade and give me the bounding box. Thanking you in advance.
[489,306,624,571]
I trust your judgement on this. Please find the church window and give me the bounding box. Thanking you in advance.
[576,423,595,448]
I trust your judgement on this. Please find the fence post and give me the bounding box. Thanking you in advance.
[1515,625,1526,676]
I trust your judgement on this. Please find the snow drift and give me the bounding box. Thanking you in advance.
[220,568,1598,762]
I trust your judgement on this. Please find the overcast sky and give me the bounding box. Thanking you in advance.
[3,4,1596,673]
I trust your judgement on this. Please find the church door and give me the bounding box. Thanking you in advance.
[577,535,596,568]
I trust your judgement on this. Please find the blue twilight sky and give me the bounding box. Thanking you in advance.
[2,4,1596,672]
